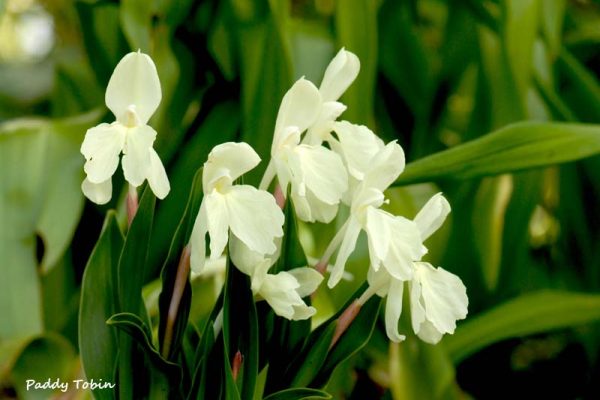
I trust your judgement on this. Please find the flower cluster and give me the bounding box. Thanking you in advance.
[82,49,467,344]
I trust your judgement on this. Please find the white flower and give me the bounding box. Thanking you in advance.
[261,79,348,223]
[80,51,170,204]
[409,262,468,344]
[230,237,323,320]
[190,142,284,273]
[304,48,360,146]
[364,193,468,344]
[327,142,423,288]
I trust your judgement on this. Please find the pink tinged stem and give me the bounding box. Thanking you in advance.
[274,183,286,209]
[232,350,244,382]
[315,219,349,275]
[330,299,362,350]
[161,245,191,359]
[126,185,139,227]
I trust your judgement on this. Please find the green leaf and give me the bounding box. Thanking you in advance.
[395,121,600,185]
[288,324,336,388]
[443,290,600,363]
[262,388,332,400]
[10,334,77,400]
[79,211,123,400]
[557,49,600,123]
[120,0,152,52]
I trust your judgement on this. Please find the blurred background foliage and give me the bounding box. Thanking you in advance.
[1,0,600,398]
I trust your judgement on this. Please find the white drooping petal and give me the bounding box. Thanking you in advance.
[319,48,360,102]
[204,192,230,260]
[364,207,391,271]
[190,201,209,273]
[147,148,170,199]
[328,217,362,288]
[385,278,406,342]
[291,187,339,224]
[414,193,451,241]
[362,141,405,192]
[122,125,157,187]
[105,51,162,125]
[229,235,274,278]
[287,267,323,297]
[273,78,321,146]
[81,123,126,184]
[332,121,384,180]
[259,271,317,320]
[367,266,391,297]
[203,142,261,192]
[289,145,348,206]
[81,177,113,205]
[411,262,468,343]
[226,185,284,256]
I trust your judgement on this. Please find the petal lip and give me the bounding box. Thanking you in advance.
[81,123,126,184]
[105,51,162,125]
[121,125,157,187]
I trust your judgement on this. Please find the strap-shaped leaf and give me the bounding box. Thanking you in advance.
[262,388,332,400]
[443,290,600,363]
[395,122,600,185]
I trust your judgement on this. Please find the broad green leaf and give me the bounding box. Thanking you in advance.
[158,169,203,360]
[287,324,336,388]
[335,0,377,125]
[395,121,600,185]
[389,338,460,400]
[79,211,123,400]
[472,175,513,291]
[0,111,101,343]
[262,388,332,400]
[443,290,600,363]
[10,334,77,400]
[540,0,566,57]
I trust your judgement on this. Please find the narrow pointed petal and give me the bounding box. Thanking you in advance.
[329,217,361,288]
[385,279,406,342]
[409,279,425,334]
[273,78,321,144]
[81,123,126,184]
[203,142,261,191]
[81,177,112,204]
[122,125,156,187]
[105,51,162,125]
[226,185,284,256]
[205,192,230,260]
[319,48,360,102]
[414,193,451,241]
[147,148,170,199]
[190,202,209,273]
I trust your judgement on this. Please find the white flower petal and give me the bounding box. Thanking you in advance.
[190,201,209,273]
[328,217,362,288]
[367,267,391,297]
[415,320,444,344]
[304,101,347,145]
[414,262,468,335]
[365,207,391,271]
[81,123,126,184]
[319,48,360,102]
[287,267,323,297]
[122,125,156,187]
[385,278,406,342]
[260,272,301,319]
[273,78,321,145]
[81,177,112,205]
[203,142,261,192]
[362,141,405,192]
[205,192,230,260]
[332,121,384,180]
[290,185,339,223]
[290,145,348,205]
[105,51,162,125]
[414,193,451,241]
[226,185,284,256]
[147,148,170,199]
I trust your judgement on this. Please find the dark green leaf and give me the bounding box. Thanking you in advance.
[262,387,332,400]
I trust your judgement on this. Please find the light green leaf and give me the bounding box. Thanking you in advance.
[120,0,152,52]
[395,121,600,185]
[443,290,600,363]
[79,211,123,400]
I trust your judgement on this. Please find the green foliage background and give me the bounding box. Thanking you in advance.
[1,0,600,398]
